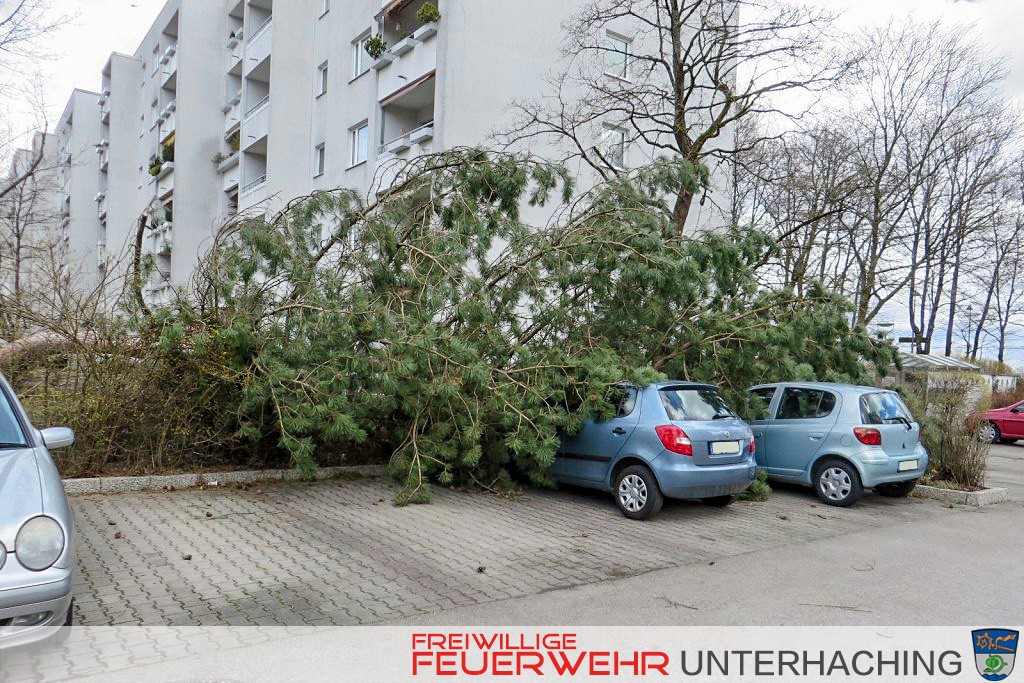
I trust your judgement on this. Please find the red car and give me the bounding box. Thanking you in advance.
[980,401,1024,443]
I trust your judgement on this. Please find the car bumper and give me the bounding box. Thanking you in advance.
[857,449,929,488]
[651,454,758,499]
[0,572,72,650]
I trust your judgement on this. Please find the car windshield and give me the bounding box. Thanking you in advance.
[860,392,913,426]
[660,387,736,421]
[0,385,28,449]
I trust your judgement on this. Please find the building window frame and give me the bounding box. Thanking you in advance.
[601,125,627,169]
[317,61,329,97]
[350,121,369,168]
[352,31,372,80]
[605,31,632,81]
[314,142,326,177]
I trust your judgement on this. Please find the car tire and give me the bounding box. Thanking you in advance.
[701,495,736,507]
[813,458,863,507]
[875,479,917,498]
[613,465,664,520]
[979,422,999,444]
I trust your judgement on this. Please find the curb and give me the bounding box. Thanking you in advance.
[913,484,1009,507]
[63,465,386,496]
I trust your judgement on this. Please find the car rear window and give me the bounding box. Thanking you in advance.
[659,387,736,421]
[0,385,27,448]
[860,392,913,425]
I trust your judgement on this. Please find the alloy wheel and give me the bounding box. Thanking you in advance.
[819,467,852,502]
[618,474,648,512]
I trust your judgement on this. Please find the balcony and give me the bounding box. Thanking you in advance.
[245,18,272,75]
[160,44,178,89]
[223,91,242,133]
[240,174,267,196]
[241,96,270,150]
[151,162,174,198]
[378,121,434,156]
[377,23,438,102]
[95,191,108,218]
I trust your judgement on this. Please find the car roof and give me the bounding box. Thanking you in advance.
[750,382,891,394]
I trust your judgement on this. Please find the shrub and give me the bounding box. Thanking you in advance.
[416,2,441,24]
[902,374,989,490]
[739,469,771,502]
[364,35,387,59]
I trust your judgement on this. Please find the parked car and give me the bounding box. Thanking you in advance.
[0,373,76,649]
[745,383,928,507]
[978,400,1024,444]
[552,382,757,520]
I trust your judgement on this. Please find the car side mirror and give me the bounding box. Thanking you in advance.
[40,427,75,450]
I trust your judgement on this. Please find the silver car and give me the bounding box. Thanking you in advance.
[0,373,75,648]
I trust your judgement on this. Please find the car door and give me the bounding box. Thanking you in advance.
[553,386,642,486]
[762,386,840,479]
[746,386,778,468]
[1002,402,1024,438]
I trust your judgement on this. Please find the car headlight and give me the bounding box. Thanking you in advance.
[16,517,65,571]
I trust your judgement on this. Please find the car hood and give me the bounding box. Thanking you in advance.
[0,447,43,549]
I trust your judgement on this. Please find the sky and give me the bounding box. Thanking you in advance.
[6,0,1024,365]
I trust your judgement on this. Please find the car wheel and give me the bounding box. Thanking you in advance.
[813,458,863,507]
[614,465,664,520]
[979,422,999,444]
[875,479,917,498]
[701,495,736,507]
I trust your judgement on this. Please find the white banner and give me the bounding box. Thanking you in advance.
[1,626,1019,682]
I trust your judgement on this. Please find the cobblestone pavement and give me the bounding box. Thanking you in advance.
[69,477,940,627]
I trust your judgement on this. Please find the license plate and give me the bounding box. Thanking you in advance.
[710,441,741,455]
[898,459,918,472]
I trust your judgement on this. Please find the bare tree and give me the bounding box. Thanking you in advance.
[499,0,845,232]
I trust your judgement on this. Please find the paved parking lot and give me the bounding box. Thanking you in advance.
[70,475,946,627]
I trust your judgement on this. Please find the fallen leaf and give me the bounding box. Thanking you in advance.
[114,531,123,540]
[182,554,192,561]
[205,512,213,518]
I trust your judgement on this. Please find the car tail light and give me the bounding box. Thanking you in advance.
[656,425,693,456]
[748,434,756,455]
[854,427,882,446]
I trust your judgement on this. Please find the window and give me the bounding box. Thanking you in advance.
[607,385,638,418]
[659,387,737,422]
[350,123,368,166]
[776,388,837,420]
[0,384,27,448]
[605,32,631,79]
[602,126,626,168]
[747,387,777,421]
[317,62,329,96]
[860,393,913,425]
[314,143,326,177]
[353,33,372,78]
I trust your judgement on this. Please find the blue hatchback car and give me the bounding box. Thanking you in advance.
[747,383,928,506]
[552,382,758,519]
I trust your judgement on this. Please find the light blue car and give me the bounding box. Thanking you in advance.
[552,382,758,520]
[747,383,928,506]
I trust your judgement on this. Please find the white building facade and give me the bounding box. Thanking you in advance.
[37,0,735,303]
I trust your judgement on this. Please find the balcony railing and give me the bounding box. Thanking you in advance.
[378,121,434,155]
[250,17,272,43]
[245,96,270,119]
[241,174,267,195]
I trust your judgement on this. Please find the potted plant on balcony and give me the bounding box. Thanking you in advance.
[148,156,164,177]
[228,130,241,153]
[416,2,441,24]
[364,34,388,60]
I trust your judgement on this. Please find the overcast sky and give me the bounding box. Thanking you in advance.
[8,0,1024,364]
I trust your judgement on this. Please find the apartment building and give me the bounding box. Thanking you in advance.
[40,0,735,302]
[55,92,103,293]
[2,132,59,299]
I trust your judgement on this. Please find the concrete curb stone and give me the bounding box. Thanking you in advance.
[913,484,1008,507]
[63,465,386,496]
